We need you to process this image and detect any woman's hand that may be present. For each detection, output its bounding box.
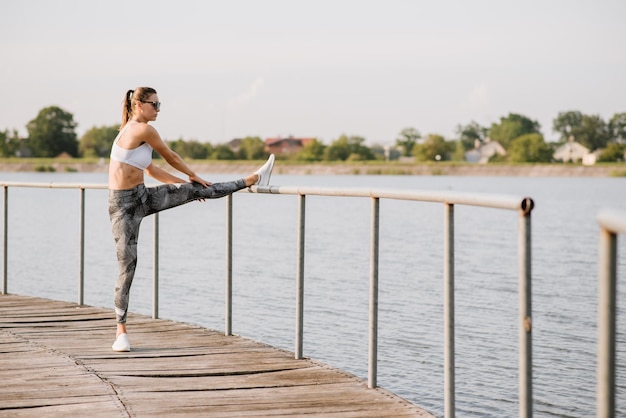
[189,174,212,188]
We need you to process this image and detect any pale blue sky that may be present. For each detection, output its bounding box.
[1,0,624,144]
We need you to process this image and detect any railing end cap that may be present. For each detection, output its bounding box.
[521,197,535,214]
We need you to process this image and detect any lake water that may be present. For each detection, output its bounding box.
[1,171,625,417]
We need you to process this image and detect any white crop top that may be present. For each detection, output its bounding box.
[110,122,153,170]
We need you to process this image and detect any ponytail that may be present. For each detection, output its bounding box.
[121,89,135,129]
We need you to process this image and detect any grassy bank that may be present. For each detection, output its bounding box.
[0,158,625,177]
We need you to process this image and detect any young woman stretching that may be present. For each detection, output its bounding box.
[108,86,274,352]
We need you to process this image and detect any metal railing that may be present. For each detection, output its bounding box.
[1,182,106,305]
[254,185,534,418]
[1,181,535,418]
[596,209,626,418]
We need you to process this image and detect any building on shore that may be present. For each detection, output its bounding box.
[264,136,315,156]
[553,139,590,163]
[465,139,506,164]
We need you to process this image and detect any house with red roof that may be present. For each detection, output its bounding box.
[265,136,315,155]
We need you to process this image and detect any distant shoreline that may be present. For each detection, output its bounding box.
[0,159,624,177]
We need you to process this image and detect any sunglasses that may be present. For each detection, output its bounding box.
[141,101,161,111]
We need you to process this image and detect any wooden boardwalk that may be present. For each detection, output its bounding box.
[0,294,434,417]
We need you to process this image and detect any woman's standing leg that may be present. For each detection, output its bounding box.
[111,211,143,325]
[109,189,146,350]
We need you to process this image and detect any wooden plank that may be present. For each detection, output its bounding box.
[0,294,434,417]
[0,325,126,416]
[0,401,128,418]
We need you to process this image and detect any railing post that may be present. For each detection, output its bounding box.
[368,197,379,388]
[295,194,305,359]
[444,203,455,417]
[152,213,159,319]
[597,227,617,418]
[78,188,85,305]
[519,201,533,418]
[225,194,233,336]
[2,186,7,295]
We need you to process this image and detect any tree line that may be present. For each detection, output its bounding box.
[1,106,625,163]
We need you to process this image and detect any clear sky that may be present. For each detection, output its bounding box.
[1,0,624,145]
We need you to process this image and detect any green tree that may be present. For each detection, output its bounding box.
[577,115,610,151]
[369,144,396,161]
[26,106,79,157]
[507,133,552,163]
[325,136,350,161]
[212,144,236,160]
[79,124,119,158]
[236,136,266,160]
[0,129,22,157]
[203,142,215,159]
[456,121,488,150]
[414,134,452,161]
[325,134,375,161]
[597,143,625,162]
[608,112,626,142]
[0,130,7,157]
[450,140,467,161]
[489,113,541,149]
[553,110,583,141]
[169,138,211,159]
[553,111,611,151]
[395,127,421,157]
[296,138,326,161]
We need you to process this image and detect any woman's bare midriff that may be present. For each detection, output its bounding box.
[108,160,145,190]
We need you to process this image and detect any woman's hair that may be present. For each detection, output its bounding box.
[121,87,157,128]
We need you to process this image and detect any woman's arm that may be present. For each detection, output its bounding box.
[141,124,211,187]
[144,163,187,184]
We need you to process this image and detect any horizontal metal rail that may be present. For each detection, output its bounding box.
[596,209,626,418]
[254,185,534,213]
[1,181,535,418]
[0,181,108,190]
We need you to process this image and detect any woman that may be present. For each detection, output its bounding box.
[109,87,274,352]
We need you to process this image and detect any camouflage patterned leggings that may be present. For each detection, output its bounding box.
[108,180,246,324]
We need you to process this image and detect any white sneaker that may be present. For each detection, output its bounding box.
[112,333,131,352]
[254,154,275,187]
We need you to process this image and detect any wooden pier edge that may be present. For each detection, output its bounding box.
[0,294,435,417]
